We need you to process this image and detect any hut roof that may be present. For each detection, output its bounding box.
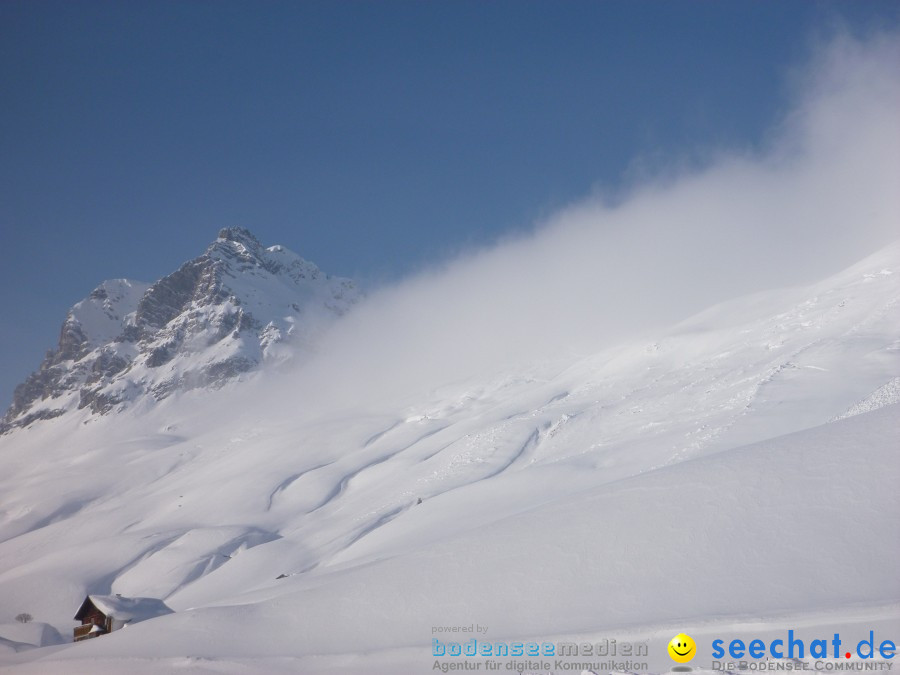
[74,595,173,623]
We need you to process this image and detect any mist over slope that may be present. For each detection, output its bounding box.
[0,29,898,675]
[271,31,899,411]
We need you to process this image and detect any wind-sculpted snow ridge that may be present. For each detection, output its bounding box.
[0,243,897,675]
[1,227,361,433]
[834,376,900,420]
[0,405,897,674]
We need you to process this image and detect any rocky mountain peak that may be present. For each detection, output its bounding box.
[1,229,361,434]
[218,226,261,247]
[212,227,266,261]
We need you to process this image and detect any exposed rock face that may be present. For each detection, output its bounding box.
[1,228,360,433]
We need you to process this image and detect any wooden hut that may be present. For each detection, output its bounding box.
[73,594,173,642]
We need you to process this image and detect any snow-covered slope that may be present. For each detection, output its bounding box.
[0,243,897,673]
[1,227,360,433]
[12,403,890,674]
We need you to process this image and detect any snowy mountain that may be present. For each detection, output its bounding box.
[0,241,897,674]
[1,227,360,434]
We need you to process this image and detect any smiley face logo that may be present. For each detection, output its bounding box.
[668,633,696,663]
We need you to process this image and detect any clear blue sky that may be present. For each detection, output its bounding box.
[1,0,898,410]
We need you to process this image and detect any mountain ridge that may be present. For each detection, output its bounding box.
[1,227,360,433]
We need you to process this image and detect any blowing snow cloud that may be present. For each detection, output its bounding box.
[275,30,900,411]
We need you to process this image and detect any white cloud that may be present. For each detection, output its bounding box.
[279,30,900,410]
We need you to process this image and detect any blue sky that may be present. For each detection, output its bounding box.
[1,0,898,410]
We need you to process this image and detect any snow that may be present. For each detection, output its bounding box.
[0,623,63,652]
[67,279,151,349]
[0,240,897,673]
[0,406,896,672]
[836,376,900,419]
[77,596,173,625]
